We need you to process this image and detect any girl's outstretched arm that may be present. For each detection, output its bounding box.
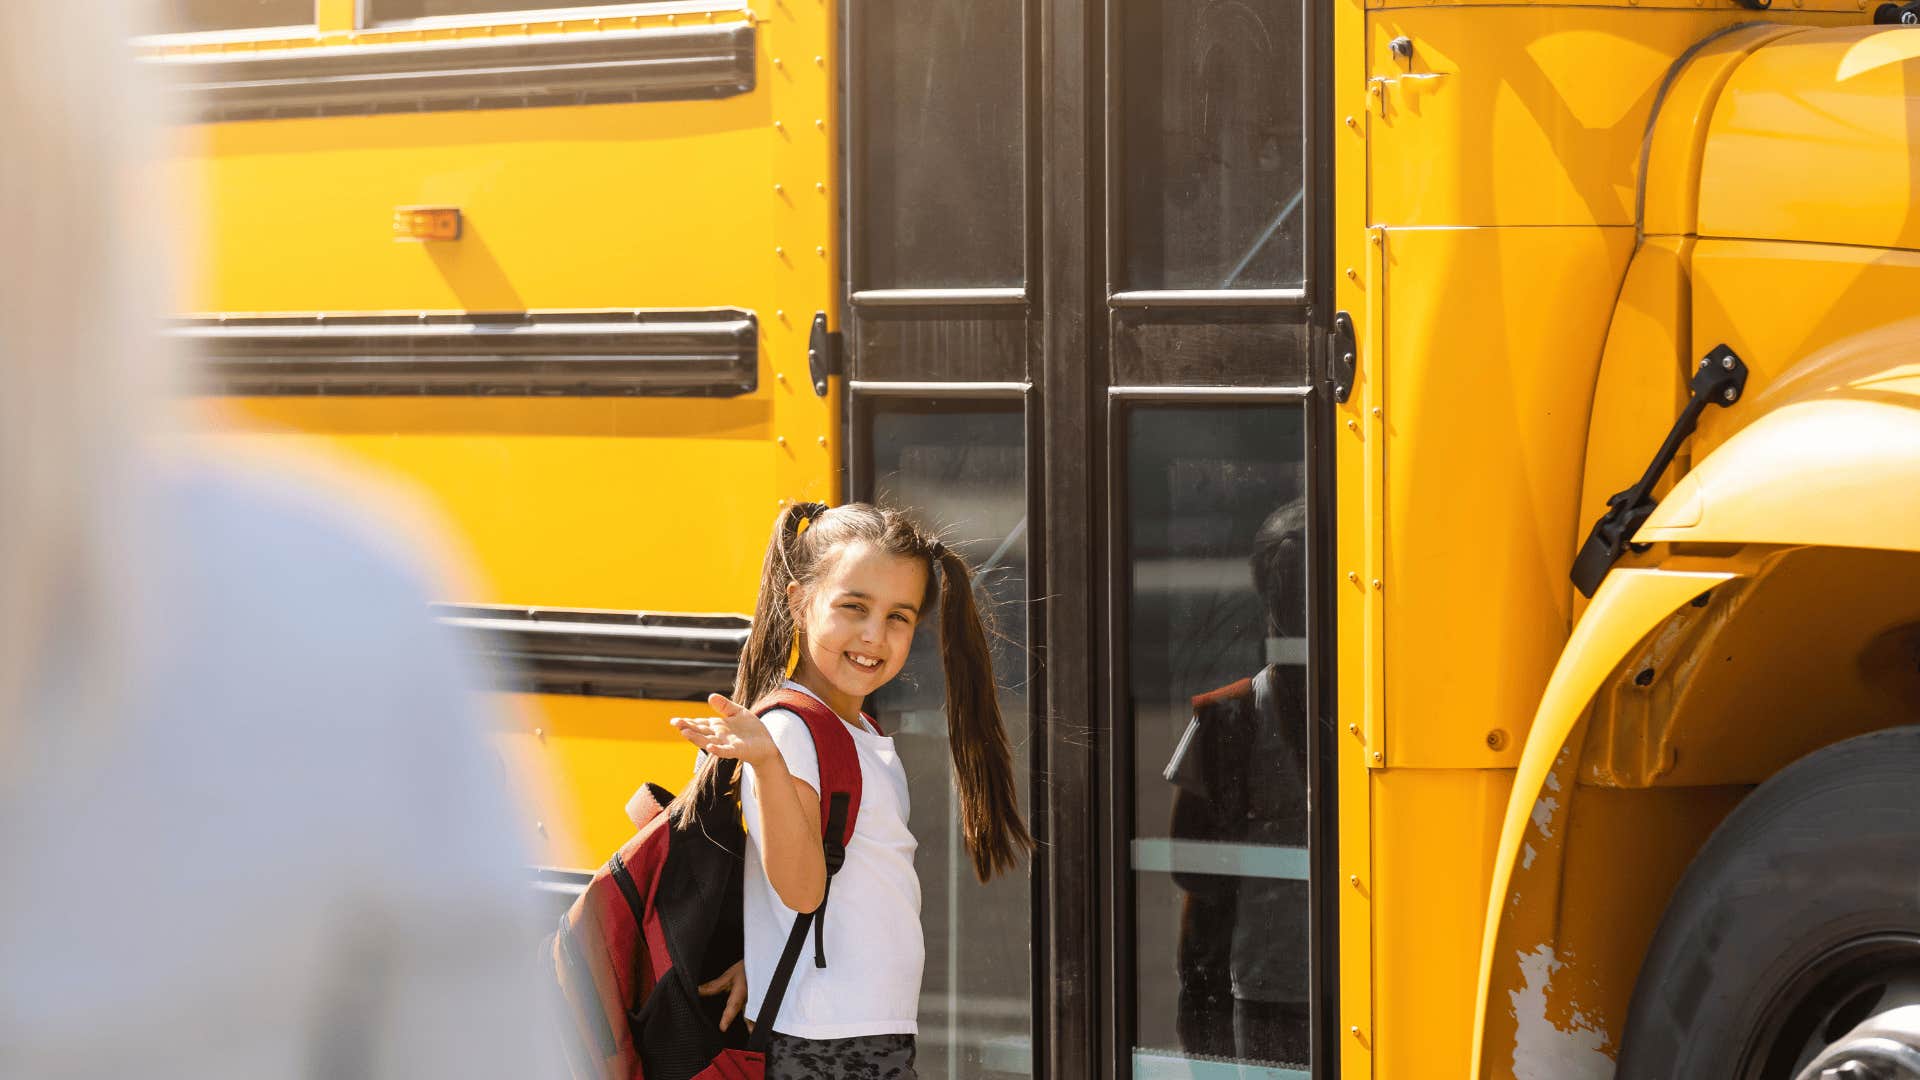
[670,694,826,912]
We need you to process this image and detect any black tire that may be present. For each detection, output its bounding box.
[1619,725,1920,1079]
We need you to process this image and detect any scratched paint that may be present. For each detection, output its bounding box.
[1530,796,1560,838]
[1509,945,1614,1080]
[1522,842,1537,869]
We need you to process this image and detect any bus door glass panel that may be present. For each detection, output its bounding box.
[164,0,314,32]
[861,401,1032,1080]
[850,0,1024,290]
[1125,404,1310,1079]
[1118,0,1305,290]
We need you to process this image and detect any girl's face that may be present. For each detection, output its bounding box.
[789,541,928,709]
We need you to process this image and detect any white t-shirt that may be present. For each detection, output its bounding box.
[740,680,922,1038]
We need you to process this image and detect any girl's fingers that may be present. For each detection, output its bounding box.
[720,977,747,1028]
[697,973,729,996]
[709,693,750,718]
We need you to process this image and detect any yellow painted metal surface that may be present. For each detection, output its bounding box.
[1368,10,1763,228]
[1469,567,1735,1080]
[1689,239,1920,461]
[1380,224,1634,769]
[1699,27,1920,252]
[1640,24,1801,237]
[1334,0,1377,1067]
[167,1,842,871]
[1372,768,1514,1080]
[1572,236,1690,618]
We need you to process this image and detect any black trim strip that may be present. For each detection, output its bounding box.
[435,603,748,701]
[150,24,756,122]
[181,309,757,398]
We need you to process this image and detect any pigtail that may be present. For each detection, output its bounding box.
[668,500,827,829]
[935,546,1036,881]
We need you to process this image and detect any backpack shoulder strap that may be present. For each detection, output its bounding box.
[754,689,863,850]
[745,689,869,1049]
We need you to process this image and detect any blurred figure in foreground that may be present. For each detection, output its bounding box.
[0,4,550,1076]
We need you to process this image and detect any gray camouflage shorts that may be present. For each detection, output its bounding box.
[764,1032,917,1080]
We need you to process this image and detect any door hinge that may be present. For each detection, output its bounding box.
[807,311,842,398]
[1330,310,1357,403]
[1570,343,1749,597]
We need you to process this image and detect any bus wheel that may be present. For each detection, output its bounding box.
[1618,726,1920,1080]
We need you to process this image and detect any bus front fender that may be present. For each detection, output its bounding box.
[1469,566,1736,1080]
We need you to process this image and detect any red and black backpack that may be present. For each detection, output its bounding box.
[545,690,865,1080]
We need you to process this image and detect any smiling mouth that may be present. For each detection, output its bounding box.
[846,652,883,672]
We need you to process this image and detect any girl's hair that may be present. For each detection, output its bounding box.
[671,501,1035,881]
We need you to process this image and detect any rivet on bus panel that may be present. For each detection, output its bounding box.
[777,436,787,447]
[536,821,548,835]
[1372,406,1383,418]
[1345,267,1357,279]
[534,727,545,741]
[1348,723,1360,737]
[1347,571,1359,584]
[1372,579,1383,591]
[817,436,828,447]
[1345,116,1357,128]
[815,182,826,193]
[775,246,786,258]
[773,120,784,131]
[814,55,825,65]
[1349,874,1361,889]
[1373,751,1384,763]
[777,373,788,383]
[1346,419,1358,432]
[816,246,826,257]
[773,57,784,68]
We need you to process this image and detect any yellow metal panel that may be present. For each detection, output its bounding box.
[1372,768,1513,1078]
[173,99,774,313]
[1381,225,1634,769]
[1571,236,1690,626]
[1336,0,1377,1061]
[1640,24,1801,238]
[764,0,841,505]
[1688,238,1920,461]
[1468,567,1735,1080]
[496,694,702,869]
[1699,27,1920,251]
[1368,10,1742,228]
[204,400,777,611]
[315,0,355,32]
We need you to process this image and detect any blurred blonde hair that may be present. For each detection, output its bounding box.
[0,2,182,731]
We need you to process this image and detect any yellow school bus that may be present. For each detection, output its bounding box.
[153,0,1920,1077]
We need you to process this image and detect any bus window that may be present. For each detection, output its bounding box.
[1117,0,1306,291]
[1122,403,1310,1078]
[163,0,312,33]
[861,400,1032,1080]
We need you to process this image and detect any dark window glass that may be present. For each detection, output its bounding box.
[865,403,1032,1079]
[851,1,1024,289]
[1118,0,1305,290]
[163,0,313,32]
[370,0,646,19]
[1124,405,1311,1077]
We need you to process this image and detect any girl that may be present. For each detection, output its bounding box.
[668,500,1033,1079]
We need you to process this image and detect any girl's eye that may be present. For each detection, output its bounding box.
[890,613,910,624]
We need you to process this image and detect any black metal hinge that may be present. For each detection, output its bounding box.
[807,311,843,397]
[1330,310,1357,404]
[1570,344,1749,597]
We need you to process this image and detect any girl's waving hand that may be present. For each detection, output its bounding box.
[670,693,780,768]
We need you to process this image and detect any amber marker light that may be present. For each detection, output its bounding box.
[392,206,462,241]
